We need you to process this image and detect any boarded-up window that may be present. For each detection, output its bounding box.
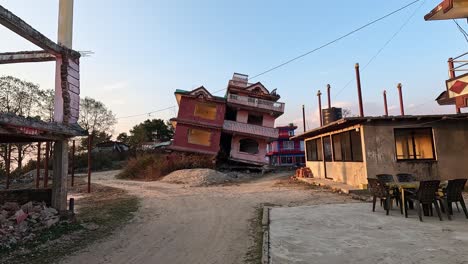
[194,103,217,120]
[239,138,259,154]
[187,129,212,146]
[394,128,435,160]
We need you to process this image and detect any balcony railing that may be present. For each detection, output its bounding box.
[448,52,468,78]
[227,93,285,113]
[223,120,278,139]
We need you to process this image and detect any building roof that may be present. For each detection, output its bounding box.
[424,0,468,21]
[0,113,87,143]
[175,87,226,103]
[291,113,468,140]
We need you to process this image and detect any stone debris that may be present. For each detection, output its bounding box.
[161,168,262,187]
[0,201,61,249]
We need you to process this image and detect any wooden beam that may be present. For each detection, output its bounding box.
[0,51,56,64]
[0,5,80,58]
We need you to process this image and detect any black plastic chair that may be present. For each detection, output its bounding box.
[376,174,395,183]
[368,178,396,215]
[406,180,442,222]
[376,174,400,208]
[396,173,415,182]
[437,179,468,220]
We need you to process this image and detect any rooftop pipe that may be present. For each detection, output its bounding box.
[327,84,331,109]
[302,105,306,132]
[397,83,405,116]
[355,63,364,117]
[317,90,323,127]
[383,90,388,117]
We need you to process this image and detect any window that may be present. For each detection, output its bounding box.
[288,130,295,136]
[239,138,259,154]
[194,103,217,120]
[281,156,293,164]
[247,114,263,125]
[296,156,305,164]
[306,138,323,161]
[332,130,363,162]
[187,129,212,146]
[283,141,295,150]
[323,136,332,161]
[300,141,305,151]
[394,128,435,160]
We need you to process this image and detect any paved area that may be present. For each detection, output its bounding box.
[269,203,468,264]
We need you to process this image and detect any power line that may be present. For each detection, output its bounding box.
[210,0,421,96]
[334,0,426,98]
[453,19,468,43]
[116,106,176,119]
[249,0,421,80]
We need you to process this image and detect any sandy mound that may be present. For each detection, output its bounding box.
[161,169,231,187]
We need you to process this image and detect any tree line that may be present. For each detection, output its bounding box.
[0,75,174,175]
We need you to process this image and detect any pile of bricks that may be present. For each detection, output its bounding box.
[295,167,312,178]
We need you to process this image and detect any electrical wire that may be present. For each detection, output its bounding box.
[116,106,176,119]
[210,0,421,95]
[334,0,426,98]
[249,0,421,80]
[453,19,468,43]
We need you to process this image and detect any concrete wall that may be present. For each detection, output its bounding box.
[363,120,468,181]
[230,135,268,164]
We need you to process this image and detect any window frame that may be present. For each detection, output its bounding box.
[193,102,217,120]
[305,138,323,161]
[282,140,295,150]
[187,128,212,147]
[394,127,436,161]
[332,130,363,162]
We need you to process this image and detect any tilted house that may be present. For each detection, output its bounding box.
[221,73,285,165]
[170,73,285,165]
[292,114,468,188]
[170,87,226,156]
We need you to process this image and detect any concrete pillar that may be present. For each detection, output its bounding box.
[52,140,69,212]
[52,0,74,211]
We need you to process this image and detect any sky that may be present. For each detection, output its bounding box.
[0,0,466,135]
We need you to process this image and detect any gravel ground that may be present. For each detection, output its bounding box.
[160,169,232,186]
[61,170,358,264]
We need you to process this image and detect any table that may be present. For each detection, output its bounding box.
[386,181,447,217]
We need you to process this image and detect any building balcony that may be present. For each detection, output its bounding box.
[223,120,279,140]
[227,93,285,114]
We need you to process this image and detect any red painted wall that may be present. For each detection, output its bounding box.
[172,123,221,154]
[177,96,225,126]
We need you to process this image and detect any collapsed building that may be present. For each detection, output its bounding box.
[170,73,285,166]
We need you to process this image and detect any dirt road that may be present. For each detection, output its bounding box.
[62,171,356,264]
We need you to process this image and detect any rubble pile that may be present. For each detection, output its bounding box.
[0,201,60,248]
[161,169,232,186]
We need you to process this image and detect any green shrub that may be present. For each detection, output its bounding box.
[117,152,214,181]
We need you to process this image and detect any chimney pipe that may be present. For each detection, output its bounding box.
[355,63,364,117]
[397,83,405,116]
[383,90,388,117]
[317,90,323,127]
[327,84,331,109]
[302,105,306,132]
